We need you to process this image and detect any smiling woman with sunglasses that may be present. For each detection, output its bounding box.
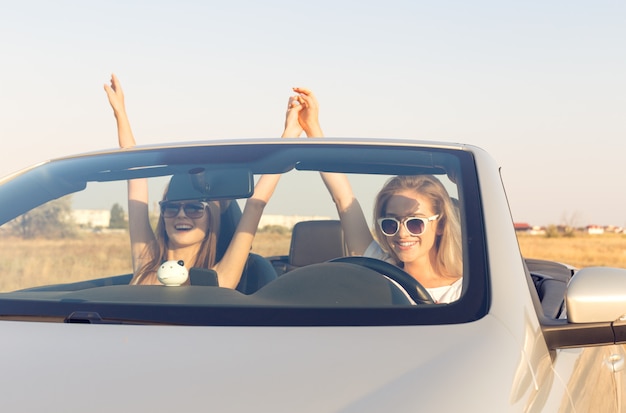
[104,74,302,287]
[366,175,463,302]
[287,87,463,303]
[350,176,461,304]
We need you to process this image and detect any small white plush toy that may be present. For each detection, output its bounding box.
[157,260,189,286]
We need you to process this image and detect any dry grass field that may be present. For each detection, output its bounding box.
[1,230,625,291]
[516,233,626,269]
[0,232,133,291]
[0,231,293,291]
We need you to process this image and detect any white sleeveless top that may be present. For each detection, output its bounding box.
[363,241,462,304]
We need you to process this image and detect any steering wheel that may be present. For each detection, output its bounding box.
[330,256,435,304]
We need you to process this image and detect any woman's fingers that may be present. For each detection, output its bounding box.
[288,95,301,109]
[292,87,317,109]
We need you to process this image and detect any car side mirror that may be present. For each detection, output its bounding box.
[566,267,626,323]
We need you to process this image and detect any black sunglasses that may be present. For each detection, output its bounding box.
[377,215,439,236]
[159,201,209,219]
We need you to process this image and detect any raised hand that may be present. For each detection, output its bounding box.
[292,87,323,137]
[104,74,127,117]
[281,94,303,138]
[103,74,135,149]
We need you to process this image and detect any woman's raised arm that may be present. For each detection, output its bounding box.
[213,94,302,288]
[104,74,156,274]
[293,87,374,256]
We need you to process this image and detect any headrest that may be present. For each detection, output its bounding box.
[165,173,207,202]
[289,220,345,267]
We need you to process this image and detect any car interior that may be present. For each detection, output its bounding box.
[525,258,574,320]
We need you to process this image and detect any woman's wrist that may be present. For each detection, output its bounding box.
[113,108,128,120]
[304,124,323,137]
[281,126,303,138]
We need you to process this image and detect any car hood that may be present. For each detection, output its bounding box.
[0,315,546,412]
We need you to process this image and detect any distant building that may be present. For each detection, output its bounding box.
[70,210,325,230]
[259,215,332,229]
[72,209,110,228]
[514,222,545,235]
[586,225,605,235]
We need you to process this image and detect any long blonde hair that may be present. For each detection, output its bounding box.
[373,175,462,279]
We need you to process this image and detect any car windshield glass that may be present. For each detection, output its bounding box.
[0,142,486,326]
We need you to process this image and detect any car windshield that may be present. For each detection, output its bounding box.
[0,140,487,326]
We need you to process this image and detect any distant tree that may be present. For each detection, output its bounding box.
[544,225,560,238]
[9,196,77,239]
[109,203,128,229]
[560,211,579,238]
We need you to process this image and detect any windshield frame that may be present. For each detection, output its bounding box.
[0,140,489,326]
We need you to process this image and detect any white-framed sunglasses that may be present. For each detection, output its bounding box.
[377,214,439,236]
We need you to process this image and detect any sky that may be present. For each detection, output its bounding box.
[1,0,625,227]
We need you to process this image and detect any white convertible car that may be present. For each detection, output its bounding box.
[1,138,626,412]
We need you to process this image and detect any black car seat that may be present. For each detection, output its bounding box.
[216,200,243,262]
[217,201,277,293]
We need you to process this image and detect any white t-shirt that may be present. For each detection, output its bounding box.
[363,241,463,304]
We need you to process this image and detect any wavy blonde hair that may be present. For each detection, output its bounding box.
[373,175,462,279]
